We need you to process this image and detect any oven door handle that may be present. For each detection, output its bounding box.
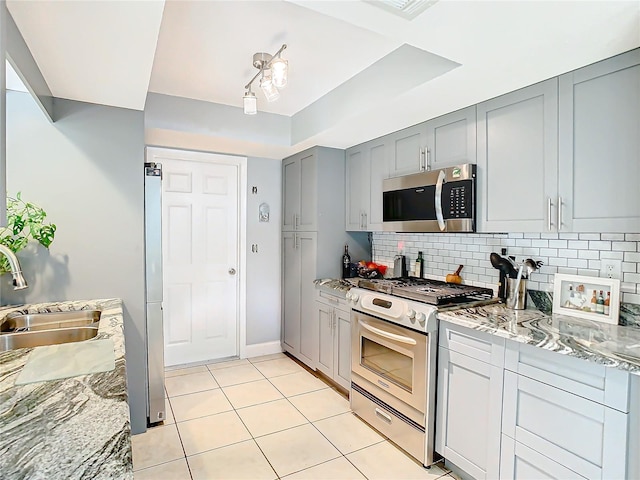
[358,320,417,346]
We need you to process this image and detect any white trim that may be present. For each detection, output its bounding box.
[243,341,284,359]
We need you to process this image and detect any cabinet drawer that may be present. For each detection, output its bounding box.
[502,371,627,480]
[500,435,586,480]
[316,290,349,312]
[438,320,505,366]
[505,341,630,412]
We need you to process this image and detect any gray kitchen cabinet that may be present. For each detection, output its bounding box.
[387,122,428,177]
[345,139,387,231]
[502,341,632,480]
[425,106,477,170]
[436,321,504,480]
[282,146,368,370]
[477,79,559,233]
[558,48,640,232]
[315,290,351,390]
[282,231,318,368]
[282,151,317,231]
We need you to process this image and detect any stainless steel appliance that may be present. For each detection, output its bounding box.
[144,162,165,425]
[346,277,494,467]
[383,164,477,233]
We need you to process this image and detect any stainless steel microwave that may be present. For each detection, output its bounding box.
[383,164,477,233]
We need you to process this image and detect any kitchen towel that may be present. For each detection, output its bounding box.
[15,338,115,385]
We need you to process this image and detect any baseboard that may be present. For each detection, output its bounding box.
[244,341,283,358]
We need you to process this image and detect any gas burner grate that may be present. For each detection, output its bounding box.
[358,277,494,306]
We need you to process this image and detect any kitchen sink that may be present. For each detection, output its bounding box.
[0,326,99,351]
[0,310,101,333]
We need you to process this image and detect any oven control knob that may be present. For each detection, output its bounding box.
[345,292,352,301]
[406,309,416,319]
[350,292,359,302]
[415,312,426,323]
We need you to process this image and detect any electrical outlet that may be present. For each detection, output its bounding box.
[600,259,622,279]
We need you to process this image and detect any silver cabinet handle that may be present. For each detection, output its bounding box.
[294,214,299,230]
[228,268,236,275]
[419,148,426,171]
[375,408,392,424]
[558,196,563,231]
[363,212,368,230]
[426,148,431,171]
[294,234,299,250]
[547,197,552,231]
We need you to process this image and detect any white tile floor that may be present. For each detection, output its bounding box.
[132,353,455,480]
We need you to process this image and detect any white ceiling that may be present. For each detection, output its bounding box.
[6,0,640,158]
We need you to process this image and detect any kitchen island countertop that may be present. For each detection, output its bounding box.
[438,303,640,375]
[0,298,132,479]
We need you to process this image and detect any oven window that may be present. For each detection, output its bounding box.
[361,337,413,392]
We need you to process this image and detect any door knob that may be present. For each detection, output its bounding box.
[228,268,236,275]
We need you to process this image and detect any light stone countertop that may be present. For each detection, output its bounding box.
[438,303,640,375]
[0,298,132,479]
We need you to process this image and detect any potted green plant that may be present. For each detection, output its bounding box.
[0,193,56,274]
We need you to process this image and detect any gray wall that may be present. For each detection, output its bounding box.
[5,91,147,434]
[246,157,281,346]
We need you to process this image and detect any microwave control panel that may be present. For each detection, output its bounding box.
[444,180,473,219]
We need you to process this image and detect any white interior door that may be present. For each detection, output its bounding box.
[162,154,240,366]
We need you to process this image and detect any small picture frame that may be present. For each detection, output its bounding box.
[552,273,620,325]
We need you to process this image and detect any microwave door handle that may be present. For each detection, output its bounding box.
[358,320,417,346]
[435,170,446,231]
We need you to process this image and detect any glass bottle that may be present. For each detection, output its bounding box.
[341,244,351,279]
[590,290,597,312]
[415,251,424,278]
[604,291,611,315]
[596,290,605,314]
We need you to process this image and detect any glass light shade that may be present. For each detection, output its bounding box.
[243,91,257,115]
[271,57,288,88]
[260,71,280,102]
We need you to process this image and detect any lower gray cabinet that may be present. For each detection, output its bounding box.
[500,435,587,480]
[316,292,351,391]
[501,370,628,480]
[436,321,504,479]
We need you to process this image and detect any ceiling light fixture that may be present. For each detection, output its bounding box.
[243,44,288,114]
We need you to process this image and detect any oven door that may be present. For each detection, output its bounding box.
[351,310,427,414]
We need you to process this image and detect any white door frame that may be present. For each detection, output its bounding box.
[146,146,248,360]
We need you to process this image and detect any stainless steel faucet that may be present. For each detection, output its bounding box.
[0,244,28,290]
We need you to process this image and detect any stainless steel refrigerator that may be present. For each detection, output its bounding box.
[144,161,166,425]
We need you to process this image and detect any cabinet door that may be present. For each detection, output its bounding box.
[477,79,558,232]
[298,232,318,368]
[368,141,387,231]
[282,157,300,231]
[436,347,503,480]
[316,301,334,378]
[500,435,586,480]
[282,232,300,354]
[387,123,428,177]
[345,146,369,231]
[334,308,352,391]
[502,371,628,480]
[426,106,477,169]
[558,49,640,232]
[298,152,318,231]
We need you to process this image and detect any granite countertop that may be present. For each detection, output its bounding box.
[0,298,133,479]
[314,278,359,298]
[438,303,640,375]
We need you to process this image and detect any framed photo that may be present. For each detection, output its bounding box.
[552,274,620,325]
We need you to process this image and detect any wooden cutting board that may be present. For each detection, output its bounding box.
[15,338,115,385]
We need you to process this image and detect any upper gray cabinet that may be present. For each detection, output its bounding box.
[425,106,477,170]
[387,123,428,177]
[346,139,387,232]
[477,79,559,233]
[558,49,640,232]
[282,150,317,231]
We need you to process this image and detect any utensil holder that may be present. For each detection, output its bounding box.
[506,278,527,309]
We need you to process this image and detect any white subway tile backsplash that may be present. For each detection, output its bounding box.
[371,232,640,306]
[602,233,625,241]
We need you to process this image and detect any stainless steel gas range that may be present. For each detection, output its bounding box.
[346,278,494,467]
